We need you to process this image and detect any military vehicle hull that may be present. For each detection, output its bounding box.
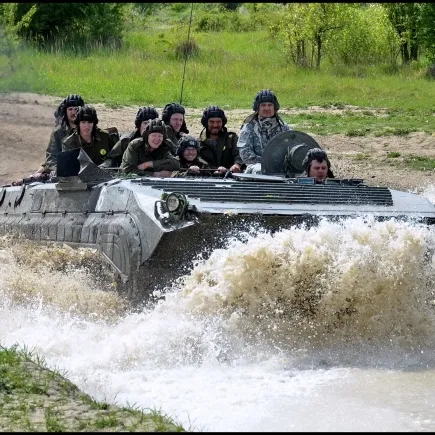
[1,174,435,304]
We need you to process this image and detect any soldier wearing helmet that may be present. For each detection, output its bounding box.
[37,94,85,175]
[237,89,291,174]
[120,119,180,177]
[175,135,212,177]
[199,105,244,175]
[300,148,335,183]
[61,105,116,166]
[161,102,189,153]
[100,106,159,169]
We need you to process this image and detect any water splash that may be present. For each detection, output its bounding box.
[2,218,435,431]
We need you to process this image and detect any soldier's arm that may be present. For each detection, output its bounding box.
[42,130,62,172]
[152,152,181,172]
[237,125,261,165]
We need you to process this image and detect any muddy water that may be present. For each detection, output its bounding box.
[2,211,435,431]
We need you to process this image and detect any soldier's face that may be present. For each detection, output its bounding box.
[309,160,328,183]
[140,120,149,135]
[67,106,78,123]
[148,132,163,149]
[183,146,197,162]
[79,120,93,137]
[258,102,275,118]
[170,113,184,132]
[207,117,223,135]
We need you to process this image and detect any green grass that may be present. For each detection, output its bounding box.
[280,110,435,136]
[387,151,401,158]
[0,344,186,432]
[1,29,435,113]
[402,155,435,171]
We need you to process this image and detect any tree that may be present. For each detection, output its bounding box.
[274,3,350,68]
[383,3,422,63]
[418,3,435,63]
[2,3,126,48]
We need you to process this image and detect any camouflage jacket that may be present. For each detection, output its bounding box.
[237,113,291,165]
[61,128,116,166]
[199,128,244,169]
[40,123,76,172]
[100,128,141,168]
[120,138,180,175]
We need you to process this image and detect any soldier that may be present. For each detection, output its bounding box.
[53,101,64,127]
[120,119,180,177]
[199,105,243,175]
[175,135,212,176]
[100,106,159,169]
[39,94,85,174]
[237,89,291,174]
[301,148,335,183]
[62,105,116,166]
[161,102,189,153]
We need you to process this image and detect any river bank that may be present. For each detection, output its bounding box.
[0,345,185,431]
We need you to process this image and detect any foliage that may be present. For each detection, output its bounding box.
[133,3,166,17]
[220,3,243,12]
[271,3,351,68]
[325,4,400,68]
[0,25,20,72]
[382,3,422,64]
[193,9,275,32]
[418,3,435,63]
[175,38,200,60]
[1,3,125,48]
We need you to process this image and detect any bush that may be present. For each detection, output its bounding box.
[425,64,435,79]
[2,3,126,49]
[175,38,200,60]
[193,10,274,33]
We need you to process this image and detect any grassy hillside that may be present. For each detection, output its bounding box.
[1,29,434,111]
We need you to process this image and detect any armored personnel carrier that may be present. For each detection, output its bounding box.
[1,131,434,304]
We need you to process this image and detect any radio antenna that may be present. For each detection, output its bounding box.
[179,2,194,105]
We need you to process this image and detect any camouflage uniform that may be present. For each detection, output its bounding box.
[120,138,180,176]
[62,128,116,166]
[39,123,76,173]
[237,113,291,173]
[199,128,243,170]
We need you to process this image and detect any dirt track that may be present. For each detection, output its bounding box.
[1,92,435,192]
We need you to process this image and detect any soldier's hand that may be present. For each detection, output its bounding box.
[214,166,227,175]
[230,164,242,173]
[29,172,46,181]
[188,165,200,174]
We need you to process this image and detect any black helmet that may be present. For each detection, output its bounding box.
[162,102,185,124]
[146,118,165,135]
[63,94,85,109]
[54,102,64,117]
[201,105,227,128]
[74,104,99,126]
[177,135,200,157]
[135,106,159,128]
[302,148,331,172]
[252,89,280,112]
